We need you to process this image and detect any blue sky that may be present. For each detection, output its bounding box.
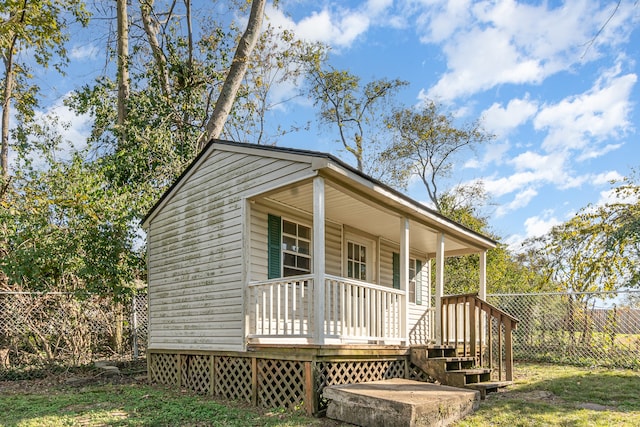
[262,0,640,248]
[22,0,640,249]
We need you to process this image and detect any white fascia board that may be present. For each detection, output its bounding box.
[317,159,496,251]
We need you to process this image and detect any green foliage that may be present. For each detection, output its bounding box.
[523,177,640,294]
[434,183,549,295]
[1,0,90,175]
[308,66,407,173]
[1,3,329,300]
[381,100,493,210]
[0,154,146,300]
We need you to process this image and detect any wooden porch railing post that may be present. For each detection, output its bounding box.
[505,318,514,381]
[470,298,477,362]
[441,293,518,382]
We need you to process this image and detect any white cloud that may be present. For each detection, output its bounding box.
[591,171,624,186]
[418,0,637,101]
[495,187,538,217]
[25,94,92,169]
[524,210,562,238]
[483,171,538,197]
[69,44,100,61]
[482,97,538,137]
[414,0,473,44]
[464,141,510,169]
[269,5,370,49]
[535,71,636,155]
[503,209,562,250]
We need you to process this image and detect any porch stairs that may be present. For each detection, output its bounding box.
[410,345,512,399]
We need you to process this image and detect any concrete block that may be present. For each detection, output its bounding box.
[323,379,480,427]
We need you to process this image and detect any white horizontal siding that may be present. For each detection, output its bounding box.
[325,222,342,276]
[147,149,312,352]
[379,238,395,288]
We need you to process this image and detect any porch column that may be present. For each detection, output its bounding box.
[313,176,326,345]
[479,251,487,300]
[400,217,410,344]
[435,233,445,345]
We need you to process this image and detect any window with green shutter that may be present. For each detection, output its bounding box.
[267,214,311,279]
[267,214,281,279]
[392,252,400,289]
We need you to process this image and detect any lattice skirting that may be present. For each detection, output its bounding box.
[148,351,430,415]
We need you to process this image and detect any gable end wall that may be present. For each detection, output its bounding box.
[147,150,313,351]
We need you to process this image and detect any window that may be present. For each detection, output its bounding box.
[409,259,417,304]
[347,241,367,281]
[392,253,423,305]
[282,219,311,277]
[268,214,311,278]
[344,232,376,283]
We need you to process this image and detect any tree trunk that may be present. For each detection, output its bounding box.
[1,34,18,180]
[197,0,266,150]
[117,0,130,147]
[140,0,171,98]
[113,302,124,354]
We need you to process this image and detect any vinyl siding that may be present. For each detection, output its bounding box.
[147,150,312,352]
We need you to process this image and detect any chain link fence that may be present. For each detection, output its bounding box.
[0,291,147,380]
[2,289,639,381]
[488,290,640,369]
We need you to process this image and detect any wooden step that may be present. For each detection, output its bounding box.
[425,346,457,359]
[424,356,475,371]
[464,381,512,399]
[444,368,492,387]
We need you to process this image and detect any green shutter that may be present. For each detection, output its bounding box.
[416,259,423,305]
[392,252,400,289]
[267,214,281,279]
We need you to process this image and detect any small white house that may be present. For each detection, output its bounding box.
[142,140,511,413]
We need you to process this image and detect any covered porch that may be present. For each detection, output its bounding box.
[245,167,496,348]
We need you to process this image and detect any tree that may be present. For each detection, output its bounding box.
[538,189,638,295]
[381,100,493,211]
[223,24,326,145]
[435,185,549,295]
[0,154,144,298]
[116,0,130,146]
[197,0,267,150]
[308,67,407,173]
[1,0,89,180]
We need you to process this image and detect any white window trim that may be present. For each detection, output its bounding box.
[343,228,378,284]
[281,217,312,277]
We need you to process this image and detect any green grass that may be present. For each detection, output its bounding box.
[0,382,327,426]
[456,362,640,426]
[1,363,639,426]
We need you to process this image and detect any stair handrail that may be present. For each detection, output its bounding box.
[440,293,519,381]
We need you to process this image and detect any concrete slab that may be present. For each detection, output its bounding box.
[323,379,480,427]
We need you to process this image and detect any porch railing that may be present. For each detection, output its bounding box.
[248,275,314,338]
[441,293,518,381]
[247,275,404,343]
[324,275,404,342]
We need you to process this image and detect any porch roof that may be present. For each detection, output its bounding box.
[142,139,497,255]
